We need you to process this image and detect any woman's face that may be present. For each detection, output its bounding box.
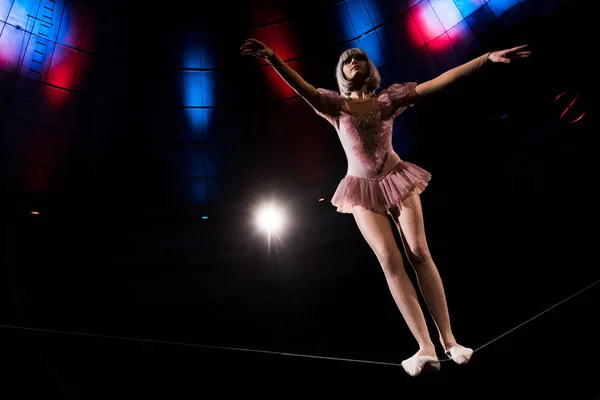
[342,53,368,81]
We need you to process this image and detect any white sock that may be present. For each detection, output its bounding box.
[446,345,473,364]
[401,354,439,377]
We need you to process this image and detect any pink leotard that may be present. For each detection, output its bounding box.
[311,83,418,180]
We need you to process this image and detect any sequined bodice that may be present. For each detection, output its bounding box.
[350,108,387,173]
[350,104,394,174]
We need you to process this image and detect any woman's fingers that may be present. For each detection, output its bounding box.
[245,38,263,45]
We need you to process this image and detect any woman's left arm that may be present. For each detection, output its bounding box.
[403,44,531,104]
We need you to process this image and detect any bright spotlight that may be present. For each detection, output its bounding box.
[256,204,285,234]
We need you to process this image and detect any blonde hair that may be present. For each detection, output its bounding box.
[335,48,381,96]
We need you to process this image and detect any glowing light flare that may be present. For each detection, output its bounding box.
[255,203,286,235]
[430,0,464,31]
[411,1,445,44]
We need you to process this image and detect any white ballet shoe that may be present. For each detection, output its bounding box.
[445,345,473,365]
[401,355,441,377]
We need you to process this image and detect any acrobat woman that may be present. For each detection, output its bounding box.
[241,37,530,377]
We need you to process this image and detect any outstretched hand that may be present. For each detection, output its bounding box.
[488,44,531,64]
[240,38,275,60]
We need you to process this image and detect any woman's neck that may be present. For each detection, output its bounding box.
[347,90,373,102]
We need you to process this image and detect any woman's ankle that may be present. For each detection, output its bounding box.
[439,336,458,350]
[418,343,436,353]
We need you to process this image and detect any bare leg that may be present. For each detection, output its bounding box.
[352,206,436,358]
[392,193,472,363]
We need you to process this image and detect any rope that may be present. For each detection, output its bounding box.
[2,277,598,368]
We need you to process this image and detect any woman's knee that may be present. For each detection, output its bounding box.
[407,246,433,267]
[374,248,404,274]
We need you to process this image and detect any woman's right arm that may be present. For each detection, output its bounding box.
[241,38,325,112]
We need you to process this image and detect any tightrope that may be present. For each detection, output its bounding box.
[1,278,598,367]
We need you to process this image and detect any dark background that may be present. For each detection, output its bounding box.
[1,0,598,398]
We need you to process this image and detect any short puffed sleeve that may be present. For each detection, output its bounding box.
[378,82,419,120]
[310,88,344,126]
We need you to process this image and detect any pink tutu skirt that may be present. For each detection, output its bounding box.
[331,161,432,215]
